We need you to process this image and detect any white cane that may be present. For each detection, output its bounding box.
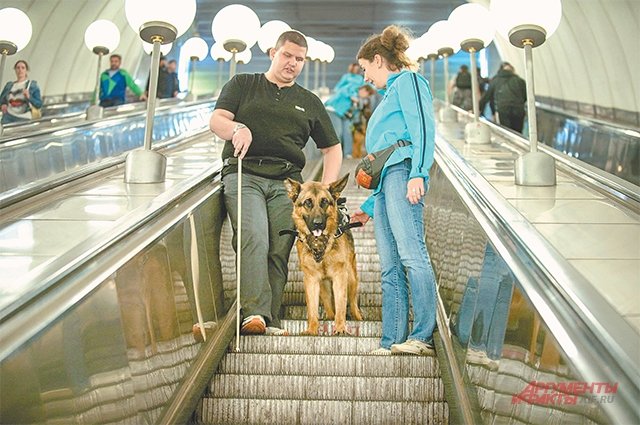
[235,156,242,352]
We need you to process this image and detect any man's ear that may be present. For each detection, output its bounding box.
[284,178,301,201]
[329,173,349,200]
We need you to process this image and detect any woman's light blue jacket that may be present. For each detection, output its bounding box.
[360,70,435,217]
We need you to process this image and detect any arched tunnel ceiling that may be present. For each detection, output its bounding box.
[0,0,638,114]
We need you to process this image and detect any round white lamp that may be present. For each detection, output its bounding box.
[182,37,208,101]
[212,4,260,78]
[211,42,232,94]
[84,20,120,120]
[235,48,252,65]
[257,20,290,54]
[124,0,196,184]
[449,3,495,144]
[428,20,460,122]
[0,7,32,135]
[491,0,561,186]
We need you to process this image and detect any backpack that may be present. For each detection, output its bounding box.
[456,72,471,89]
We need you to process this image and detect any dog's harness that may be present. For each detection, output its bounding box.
[279,197,362,262]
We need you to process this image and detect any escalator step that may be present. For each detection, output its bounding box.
[218,352,440,378]
[197,398,448,425]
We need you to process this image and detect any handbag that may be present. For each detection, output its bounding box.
[355,140,411,189]
[26,80,41,120]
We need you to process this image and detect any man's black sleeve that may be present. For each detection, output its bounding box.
[214,74,244,115]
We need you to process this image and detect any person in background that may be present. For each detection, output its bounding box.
[479,62,527,133]
[98,54,144,107]
[324,63,364,159]
[351,25,438,356]
[209,30,342,336]
[0,60,43,124]
[167,59,180,98]
[450,64,473,111]
[145,55,173,99]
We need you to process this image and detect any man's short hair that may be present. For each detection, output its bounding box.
[110,54,122,61]
[168,59,177,65]
[274,30,307,50]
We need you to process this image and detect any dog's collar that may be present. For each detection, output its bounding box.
[278,222,362,240]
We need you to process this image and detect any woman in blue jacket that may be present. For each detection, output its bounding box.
[351,25,438,356]
[0,60,43,124]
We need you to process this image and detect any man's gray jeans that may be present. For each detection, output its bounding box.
[222,172,295,328]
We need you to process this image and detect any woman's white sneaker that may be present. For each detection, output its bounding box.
[391,339,434,355]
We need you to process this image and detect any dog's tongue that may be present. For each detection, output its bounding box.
[312,229,322,237]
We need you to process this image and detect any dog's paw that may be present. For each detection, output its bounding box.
[333,328,352,336]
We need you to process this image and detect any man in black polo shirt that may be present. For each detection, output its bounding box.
[210,30,342,336]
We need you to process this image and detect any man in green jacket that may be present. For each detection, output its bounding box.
[479,62,527,133]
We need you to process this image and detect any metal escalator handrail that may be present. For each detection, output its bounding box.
[433,134,639,424]
[450,104,640,207]
[0,98,215,146]
[0,152,223,363]
[536,101,640,134]
[0,124,209,210]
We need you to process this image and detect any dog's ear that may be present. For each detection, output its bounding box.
[329,173,350,200]
[284,178,301,201]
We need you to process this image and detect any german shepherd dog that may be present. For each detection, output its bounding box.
[284,174,363,335]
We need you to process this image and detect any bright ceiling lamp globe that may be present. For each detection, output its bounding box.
[257,20,290,53]
[490,0,562,47]
[0,7,32,54]
[210,42,232,61]
[143,40,173,55]
[125,0,196,43]
[212,4,261,53]
[235,48,252,65]
[84,20,120,55]
[325,45,335,63]
[449,3,494,52]
[406,37,424,62]
[427,20,460,57]
[306,36,323,61]
[182,37,208,61]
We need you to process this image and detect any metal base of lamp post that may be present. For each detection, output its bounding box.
[515,151,556,186]
[464,121,491,144]
[86,105,104,120]
[0,121,3,136]
[124,149,167,184]
[439,106,458,123]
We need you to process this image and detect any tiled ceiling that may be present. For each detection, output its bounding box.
[191,0,466,88]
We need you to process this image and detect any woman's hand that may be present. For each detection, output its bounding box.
[406,177,425,204]
[350,209,370,226]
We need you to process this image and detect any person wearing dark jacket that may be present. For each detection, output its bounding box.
[479,62,527,133]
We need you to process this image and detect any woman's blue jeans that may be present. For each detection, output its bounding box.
[373,160,437,348]
[328,110,353,156]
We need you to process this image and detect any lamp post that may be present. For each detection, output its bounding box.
[210,42,232,94]
[428,20,460,123]
[182,37,208,101]
[0,7,32,136]
[84,20,120,120]
[235,49,252,67]
[491,0,561,186]
[322,45,335,93]
[449,3,495,144]
[124,0,196,184]
[212,4,261,80]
